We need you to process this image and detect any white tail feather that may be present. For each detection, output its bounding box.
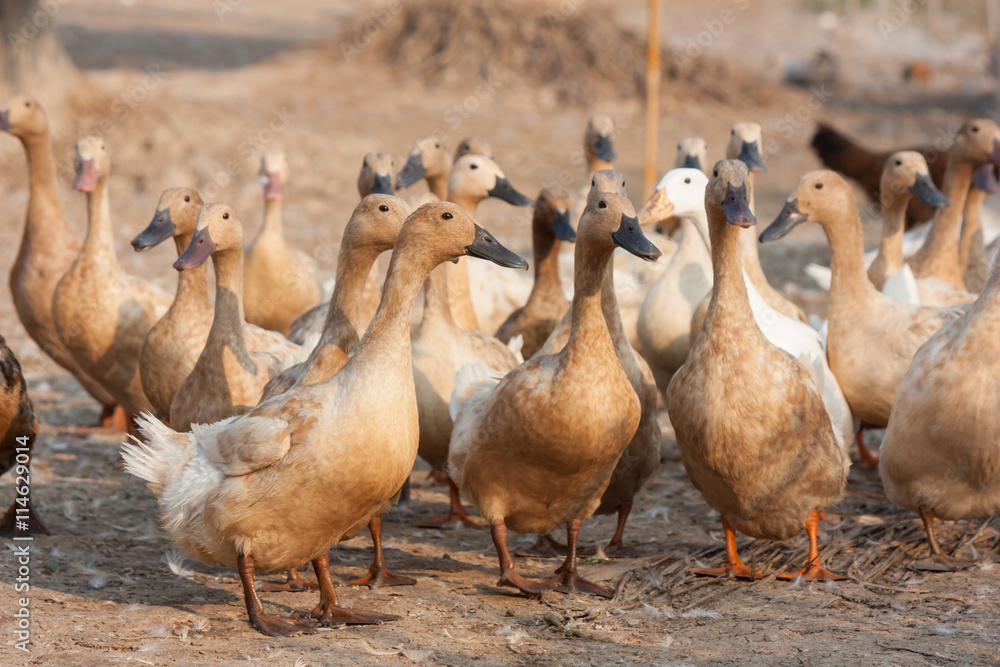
[506,334,525,364]
[120,412,191,497]
[450,362,494,422]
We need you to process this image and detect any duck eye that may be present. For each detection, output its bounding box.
[184,195,190,202]
[972,126,980,133]
[379,204,389,212]
[713,169,719,177]
[677,143,682,150]
[470,163,478,170]
[731,129,735,136]
[223,212,230,219]
[434,142,440,148]
[684,177,691,184]
[621,181,625,187]
[591,178,595,186]
[895,159,902,166]
[815,183,824,189]
[442,212,453,220]
[24,101,30,107]
[598,200,607,209]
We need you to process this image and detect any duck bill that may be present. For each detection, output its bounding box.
[173,227,217,270]
[972,164,999,195]
[264,171,284,201]
[488,176,533,207]
[0,109,10,132]
[759,198,806,242]
[990,138,1000,166]
[738,141,767,173]
[549,209,576,242]
[371,172,394,195]
[395,153,425,189]
[722,182,756,229]
[612,213,662,261]
[909,172,951,206]
[465,225,528,270]
[131,208,176,251]
[682,154,701,170]
[594,135,617,162]
[73,158,98,192]
[637,188,675,227]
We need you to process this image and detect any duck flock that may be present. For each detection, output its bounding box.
[1,95,999,637]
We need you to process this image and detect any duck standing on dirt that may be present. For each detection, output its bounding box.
[0,334,47,536]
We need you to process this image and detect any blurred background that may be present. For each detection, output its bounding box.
[1,0,997,371]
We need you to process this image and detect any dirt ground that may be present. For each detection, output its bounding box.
[2,1,1000,665]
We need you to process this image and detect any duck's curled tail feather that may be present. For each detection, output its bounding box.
[121,412,193,497]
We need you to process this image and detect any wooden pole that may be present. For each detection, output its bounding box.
[643,0,661,200]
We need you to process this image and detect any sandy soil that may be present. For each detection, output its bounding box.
[2,1,1000,665]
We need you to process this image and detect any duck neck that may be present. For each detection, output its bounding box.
[565,240,616,363]
[320,241,382,349]
[256,196,286,243]
[876,190,911,276]
[82,176,116,260]
[427,173,449,201]
[171,232,212,313]
[960,188,985,270]
[737,172,767,278]
[587,157,614,175]
[704,214,756,333]
[207,248,250,357]
[419,263,458,329]
[922,158,974,264]
[822,206,879,308]
[351,251,431,366]
[19,130,73,247]
[526,223,567,309]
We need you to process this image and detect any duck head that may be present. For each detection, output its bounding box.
[396,202,527,270]
[580,190,660,262]
[533,187,575,243]
[454,136,494,161]
[357,152,395,198]
[952,119,1000,169]
[0,96,48,138]
[585,114,617,164]
[73,136,109,192]
[674,136,708,172]
[726,122,766,174]
[880,151,950,209]
[175,203,243,271]
[260,150,287,201]
[396,136,452,189]
[132,187,205,251]
[639,168,711,241]
[706,160,756,231]
[343,194,413,252]
[449,154,533,207]
[760,169,855,243]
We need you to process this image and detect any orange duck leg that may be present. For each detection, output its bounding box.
[691,516,765,580]
[776,509,845,582]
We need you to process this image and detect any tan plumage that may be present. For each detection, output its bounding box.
[760,170,967,427]
[262,195,411,401]
[909,120,1000,291]
[170,204,302,432]
[134,188,211,421]
[449,189,660,596]
[867,152,974,307]
[880,246,1000,557]
[668,160,847,578]
[2,97,116,412]
[122,202,525,636]
[0,334,45,535]
[53,137,172,418]
[243,150,322,336]
[494,187,574,359]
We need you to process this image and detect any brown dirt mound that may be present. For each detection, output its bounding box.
[327,0,790,108]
